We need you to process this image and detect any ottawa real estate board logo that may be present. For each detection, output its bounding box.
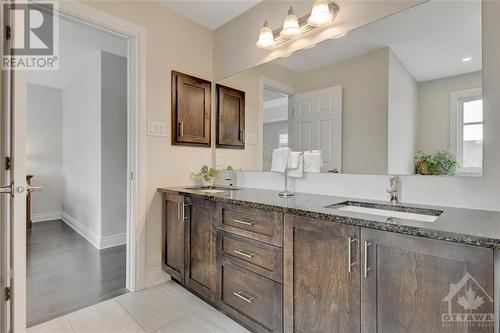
[441,272,494,329]
[3,0,59,70]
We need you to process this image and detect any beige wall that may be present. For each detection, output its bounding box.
[214,0,424,80]
[387,50,418,175]
[417,71,482,153]
[217,62,299,171]
[83,1,214,278]
[298,48,390,174]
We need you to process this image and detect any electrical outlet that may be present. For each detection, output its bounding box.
[147,121,167,137]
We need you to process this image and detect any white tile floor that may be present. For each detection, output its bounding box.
[28,281,251,333]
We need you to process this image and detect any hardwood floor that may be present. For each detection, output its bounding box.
[27,220,127,327]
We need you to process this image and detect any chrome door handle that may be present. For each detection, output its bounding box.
[233,219,254,226]
[364,241,372,278]
[233,290,254,303]
[233,249,255,258]
[27,185,42,192]
[347,237,357,273]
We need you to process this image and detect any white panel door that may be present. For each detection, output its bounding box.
[292,86,342,172]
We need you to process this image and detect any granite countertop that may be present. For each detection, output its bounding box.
[157,186,500,250]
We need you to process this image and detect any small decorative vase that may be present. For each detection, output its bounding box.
[202,177,215,188]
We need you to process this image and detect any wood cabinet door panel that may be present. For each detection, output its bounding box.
[185,197,217,302]
[172,71,211,146]
[216,84,245,148]
[284,214,361,333]
[361,229,494,333]
[162,193,187,282]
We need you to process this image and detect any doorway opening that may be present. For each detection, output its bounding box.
[25,14,129,327]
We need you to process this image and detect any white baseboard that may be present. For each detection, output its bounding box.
[61,211,101,250]
[100,233,127,249]
[32,211,62,223]
[145,266,171,288]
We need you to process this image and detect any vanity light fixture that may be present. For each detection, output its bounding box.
[280,7,300,38]
[308,0,333,27]
[256,20,276,49]
[256,1,339,49]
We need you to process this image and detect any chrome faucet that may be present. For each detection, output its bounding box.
[386,176,400,204]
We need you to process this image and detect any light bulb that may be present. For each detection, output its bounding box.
[280,6,300,38]
[256,20,276,49]
[307,0,333,27]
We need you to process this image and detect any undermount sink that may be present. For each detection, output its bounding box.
[326,201,443,223]
[185,186,241,194]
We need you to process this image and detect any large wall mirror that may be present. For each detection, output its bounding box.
[216,0,482,177]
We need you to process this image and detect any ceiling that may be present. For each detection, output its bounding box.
[27,16,127,89]
[158,0,261,30]
[276,0,482,82]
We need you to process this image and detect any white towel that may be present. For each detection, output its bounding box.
[271,148,290,173]
[304,151,322,173]
[287,151,301,170]
[287,154,303,178]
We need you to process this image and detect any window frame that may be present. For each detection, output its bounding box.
[450,88,483,177]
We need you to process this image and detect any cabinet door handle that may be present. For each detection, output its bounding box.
[364,241,372,278]
[178,122,184,137]
[233,219,254,226]
[177,202,181,220]
[233,290,254,303]
[233,249,255,258]
[347,237,357,273]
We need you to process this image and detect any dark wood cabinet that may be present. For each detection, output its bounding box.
[171,71,211,147]
[185,196,218,302]
[217,260,282,333]
[283,214,361,333]
[216,84,245,149]
[162,193,188,283]
[361,228,494,333]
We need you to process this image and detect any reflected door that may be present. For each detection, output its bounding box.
[292,86,342,172]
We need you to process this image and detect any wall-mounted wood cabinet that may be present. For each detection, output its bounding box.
[171,71,211,147]
[216,84,245,149]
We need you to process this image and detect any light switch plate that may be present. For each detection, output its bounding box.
[246,133,257,145]
[147,121,167,137]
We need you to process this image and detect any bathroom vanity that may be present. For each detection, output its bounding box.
[158,186,499,333]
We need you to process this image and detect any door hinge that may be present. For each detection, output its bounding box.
[5,25,11,41]
[4,287,11,301]
[5,157,11,170]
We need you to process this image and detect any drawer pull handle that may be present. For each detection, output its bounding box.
[233,290,255,303]
[233,249,255,258]
[233,219,254,226]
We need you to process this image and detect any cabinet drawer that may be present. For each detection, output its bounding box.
[217,231,282,282]
[218,260,282,333]
[218,204,283,246]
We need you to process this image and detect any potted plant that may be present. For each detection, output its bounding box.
[415,151,458,176]
[192,165,218,187]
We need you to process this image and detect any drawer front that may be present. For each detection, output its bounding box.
[218,261,282,333]
[217,231,282,282]
[218,204,283,246]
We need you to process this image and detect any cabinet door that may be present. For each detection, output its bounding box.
[185,196,217,302]
[162,193,188,282]
[171,71,211,147]
[216,84,245,149]
[361,229,494,333]
[283,214,361,333]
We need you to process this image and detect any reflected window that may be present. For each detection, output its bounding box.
[451,89,483,176]
[278,132,288,148]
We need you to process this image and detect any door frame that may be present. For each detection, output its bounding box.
[11,2,146,330]
[258,76,296,170]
